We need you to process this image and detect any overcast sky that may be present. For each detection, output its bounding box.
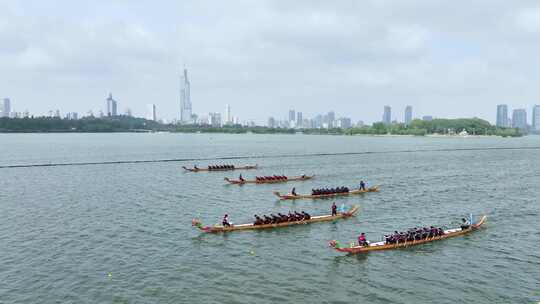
[1,0,540,124]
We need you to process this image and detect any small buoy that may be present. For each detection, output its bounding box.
[108,273,112,278]
[250,250,255,255]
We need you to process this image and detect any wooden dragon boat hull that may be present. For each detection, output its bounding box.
[224,175,314,185]
[330,215,487,254]
[192,205,359,233]
[273,186,380,200]
[182,165,258,172]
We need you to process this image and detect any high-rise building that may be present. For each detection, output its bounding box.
[496,104,508,127]
[337,117,352,129]
[66,112,78,120]
[180,68,192,123]
[288,109,296,124]
[225,104,231,125]
[404,105,412,125]
[106,93,117,116]
[382,106,391,125]
[267,117,276,128]
[314,114,323,128]
[532,105,540,131]
[422,115,433,121]
[208,112,221,127]
[326,111,335,124]
[1,98,11,117]
[296,112,303,128]
[148,104,157,121]
[512,109,527,130]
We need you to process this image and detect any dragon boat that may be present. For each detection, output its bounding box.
[329,215,487,254]
[224,175,314,185]
[273,186,380,200]
[192,205,359,233]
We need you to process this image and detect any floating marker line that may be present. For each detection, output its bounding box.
[0,146,539,169]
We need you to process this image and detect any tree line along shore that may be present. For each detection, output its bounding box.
[0,116,523,137]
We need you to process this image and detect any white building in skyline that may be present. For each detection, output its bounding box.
[225,104,231,125]
[1,98,11,117]
[148,104,157,121]
[179,68,192,123]
[208,112,221,127]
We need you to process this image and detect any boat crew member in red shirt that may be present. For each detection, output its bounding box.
[358,233,368,246]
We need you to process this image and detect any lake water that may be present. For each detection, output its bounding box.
[1,133,539,303]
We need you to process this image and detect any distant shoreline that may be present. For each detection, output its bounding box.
[0,131,523,138]
[0,116,524,137]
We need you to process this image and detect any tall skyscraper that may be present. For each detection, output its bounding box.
[148,104,157,121]
[180,68,192,123]
[404,105,412,125]
[1,98,11,117]
[496,104,508,127]
[382,106,391,125]
[106,93,117,116]
[296,112,303,128]
[532,105,540,131]
[225,104,231,125]
[288,109,296,123]
[512,109,527,130]
[327,111,335,123]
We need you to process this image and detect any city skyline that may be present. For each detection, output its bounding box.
[4,93,540,132]
[4,2,540,124]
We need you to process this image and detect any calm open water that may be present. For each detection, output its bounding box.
[1,133,539,303]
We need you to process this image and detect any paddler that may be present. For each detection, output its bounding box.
[460,218,470,230]
[194,165,198,170]
[253,215,263,225]
[222,214,231,227]
[239,174,245,182]
[331,202,337,216]
[359,180,366,191]
[291,187,297,196]
[358,233,368,246]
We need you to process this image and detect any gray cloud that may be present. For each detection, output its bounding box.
[1,0,540,123]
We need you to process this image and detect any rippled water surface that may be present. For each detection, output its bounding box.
[1,133,539,303]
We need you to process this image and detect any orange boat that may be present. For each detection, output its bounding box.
[192,205,359,233]
[329,215,487,254]
[182,164,257,172]
[273,186,380,200]
[224,175,314,185]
